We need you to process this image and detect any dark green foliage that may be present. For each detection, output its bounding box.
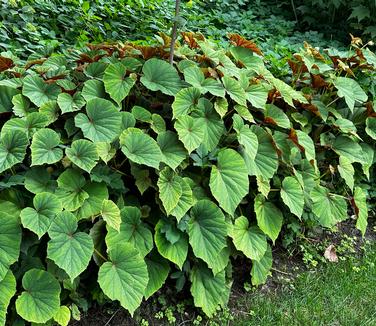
[0,33,375,324]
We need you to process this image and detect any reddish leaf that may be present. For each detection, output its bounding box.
[0,56,14,72]
[303,42,326,61]
[311,74,327,89]
[228,33,263,56]
[25,58,46,70]
[181,32,205,48]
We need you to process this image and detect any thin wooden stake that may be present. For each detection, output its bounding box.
[169,0,181,65]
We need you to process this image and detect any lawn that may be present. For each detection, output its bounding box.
[233,243,376,326]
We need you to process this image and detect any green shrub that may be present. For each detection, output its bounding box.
[0,33,375,323]
[295,0,376,41]
[0,0,175,57]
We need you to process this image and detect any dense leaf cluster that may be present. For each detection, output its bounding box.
[0,33,375,324]
[0,0,174,57]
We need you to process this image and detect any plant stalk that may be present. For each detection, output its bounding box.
[169,0,181,65]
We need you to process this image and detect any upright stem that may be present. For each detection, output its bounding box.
[291,0,298,24]
[169,0,181,65]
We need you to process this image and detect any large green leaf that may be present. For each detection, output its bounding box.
[24,167,57,194]
[338,156,354,191]
[295,130,316,162]
[66,139,99,173]
[0,85,20,113]
[251,245,272,286]
[183,65,225,97]
[233,114,258,161]
[75,181,108,220]
[222,75,247,106]
[120,128,163,169]
[55,169,89,211]
[230,216,267,261]
[101,199,121,232]
[103,62,136,105]
[1,112,48,138]
[22,75,60,106]
[57,92,85,114]
[244,126,278,179]
[81,79,107,102]
[280,176,304,218]
[254,194,283,242]
[157,131,187,170]
[15,269,61,324]
[269,77,308,107]
[191,98,225,151]
[155,219,188,269]
[311,185,348,228]
[0,271,16,325]
[170,177,194,222]
[106,206,153,257]
[31,128,63,165]
[332,136,365,163]
[0,130,28,173]
[172,87,201,118]
[47,211,94,281]
[333,77,367,112]
[188,200,227,271]
[75,98,121,142]
[209,149,249,215]
[157,167,182,215]
[174,115,204,154]
[131,105,152,122]
[190,263,228,317]
[264,104,290,129]
[354,187,368,237]
[144,254,170,299]
[0,207,21,282]
[140,58,183,96]
[246,84,268,109]
[20,192,62,239]
[98,243,148,316]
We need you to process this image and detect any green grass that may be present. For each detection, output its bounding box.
[233,243,376,326]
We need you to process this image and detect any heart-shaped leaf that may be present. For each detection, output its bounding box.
[209,149,249,215]
[141,58,183,96]
[22,75,60,106]
[20,192,62,238]
[106,206,153,257]
[66,139,99,173]
[188,200,227,271]
[47,211,94,280]
[98,243,148,316]
[230,216,267,261]
[0,130,28,174]
[15,269,61,324]
[120,128,163,169]
[103,63,136,105]
[31,128,63,166]
[254,194,283,242]
[75,98,121,142]
[174,115,204,154]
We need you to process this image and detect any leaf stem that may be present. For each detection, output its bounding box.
[94,248,107,262]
